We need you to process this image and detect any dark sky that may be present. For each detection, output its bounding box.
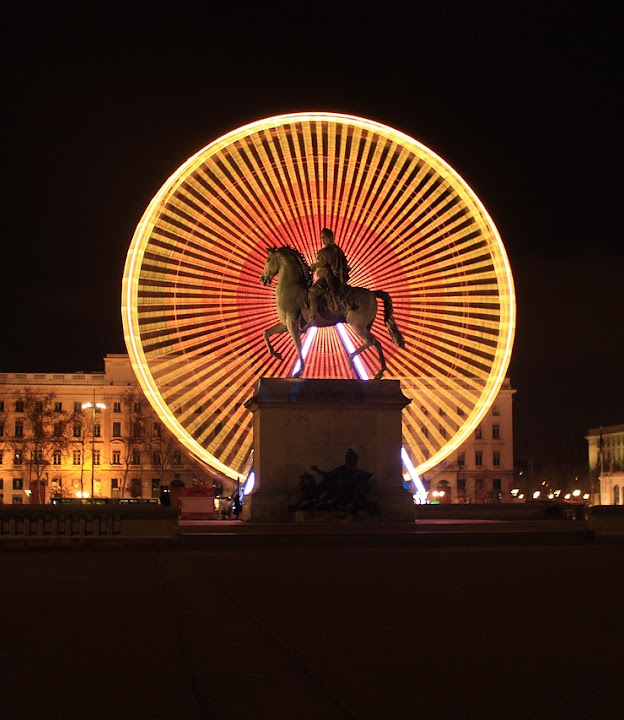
[4,4,622,475]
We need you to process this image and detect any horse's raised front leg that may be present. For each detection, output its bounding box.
[263,322,287,360]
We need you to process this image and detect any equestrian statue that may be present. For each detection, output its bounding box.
[260,228,405,379]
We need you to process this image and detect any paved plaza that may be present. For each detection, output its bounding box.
[1,527,622,720]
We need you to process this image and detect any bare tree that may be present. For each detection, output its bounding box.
[0,389,76,503]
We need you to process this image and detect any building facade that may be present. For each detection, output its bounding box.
[0,355,218,505]
[417,378,516,503]
[587,424,624,505]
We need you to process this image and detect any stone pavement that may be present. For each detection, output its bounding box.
[1,525,622,719]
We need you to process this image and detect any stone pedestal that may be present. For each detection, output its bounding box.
[243,378,413,523]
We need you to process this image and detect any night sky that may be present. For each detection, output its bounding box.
[4,5,622,480]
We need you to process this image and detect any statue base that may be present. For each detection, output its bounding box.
[243,378,414,523]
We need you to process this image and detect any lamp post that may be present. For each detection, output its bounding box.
[82,391,106,500]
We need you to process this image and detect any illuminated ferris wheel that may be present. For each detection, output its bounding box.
[122,112,515,488]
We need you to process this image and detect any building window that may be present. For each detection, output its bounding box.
[53,451,62,465]
[132,450,141,465]
[130,478,142,498]
[54,401,63,412]
[173,452,182,466]
[133,402,141,414]
[0,423,4,437]
[0,451,3,465]
[475,425,482,440]
[475,451,483,467]
[457,477,466,493]
[14,452,22,466]
[615,485,620,505]
[0,478,3,489]
[15,420,24,437]
[132,422,142,438]
[153,422,161,437]
[13,478,23,490]
[112,422,121,437]
[457,453,465,466]
[93,450,101,465]
[151,478,161,498]
[493,451,501,467]
[74,402,82,412]
[113,402,121,413]
[73,450,81,465]
[0,401,4,411]
[15,400,24,413]
[92,424,101,438]
[112,450,121,465]
[111,478,119,489]
[493,478,502,492]
[152,452,162,466]
[13,496,23,504]
[73,423,81,437]
[492,424,500,440]
[492,405,500,416]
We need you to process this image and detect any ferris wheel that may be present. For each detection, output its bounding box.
[122,112,515,491]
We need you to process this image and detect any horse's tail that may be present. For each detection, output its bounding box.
[374,290,405,349]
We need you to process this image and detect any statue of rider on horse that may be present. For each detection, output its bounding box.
[260,228,405,379]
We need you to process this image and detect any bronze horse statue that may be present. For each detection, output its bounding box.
[260,245,405,379]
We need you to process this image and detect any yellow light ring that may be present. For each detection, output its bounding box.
[122,112,515,481]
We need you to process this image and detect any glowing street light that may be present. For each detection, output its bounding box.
[82,392,106,500]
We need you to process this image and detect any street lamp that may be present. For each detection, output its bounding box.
[82,391,106,500]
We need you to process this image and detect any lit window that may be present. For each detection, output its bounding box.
[13,478,23,490]
[14,452,22,466]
